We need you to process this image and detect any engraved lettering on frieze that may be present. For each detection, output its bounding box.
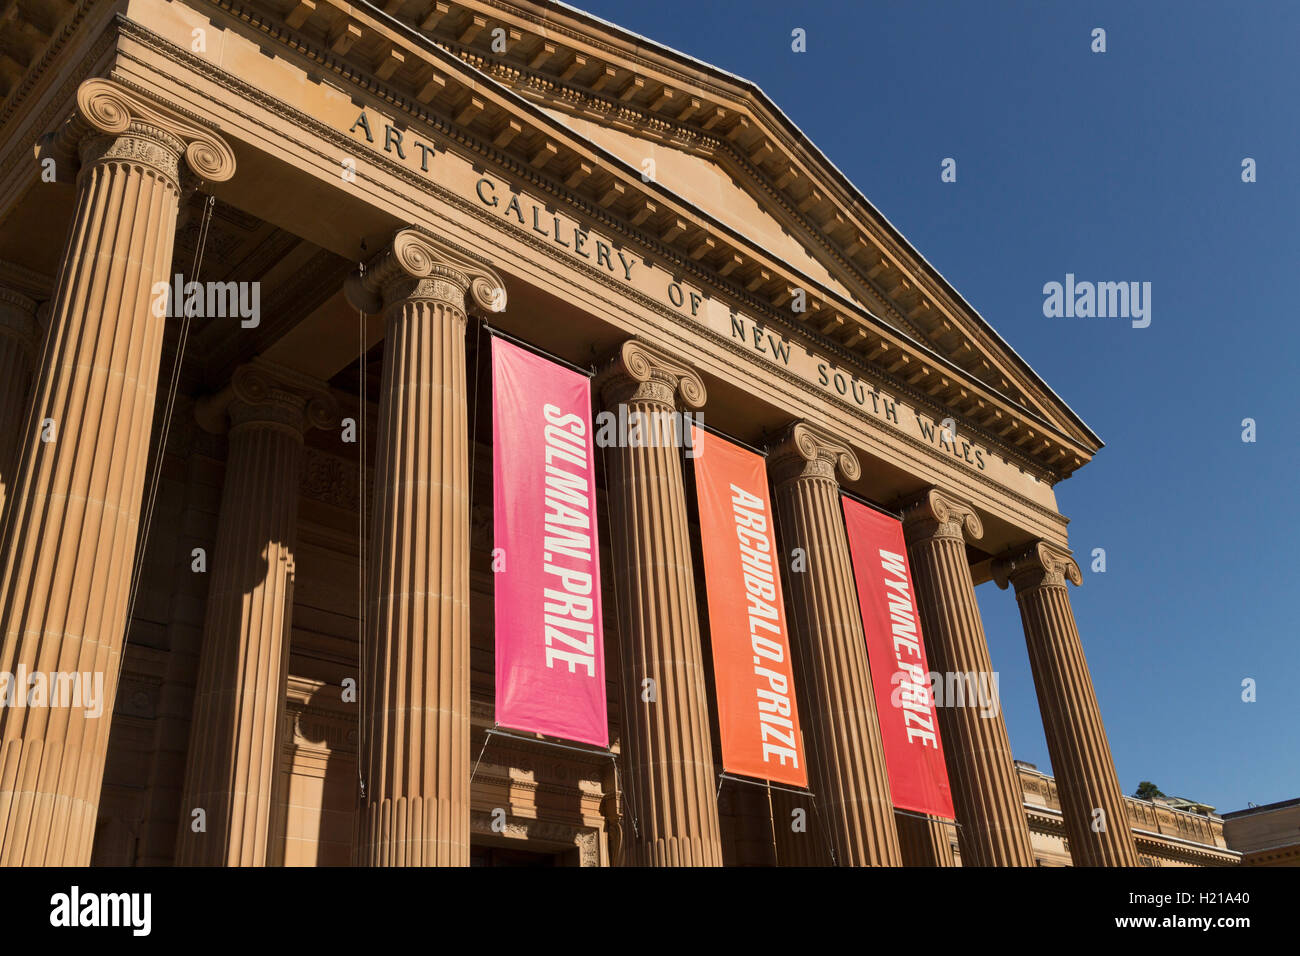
[340,112,1003,479]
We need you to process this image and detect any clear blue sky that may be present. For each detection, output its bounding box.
[574,0,1299,811]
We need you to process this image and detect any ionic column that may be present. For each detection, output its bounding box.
[597,339,722,866]
[901,488,1035,866]
[993,541,1139,866]
[0,288,39,521]
[769,422,901,866]
[0,79,235,866]
[174,361,337,866]
[345,228,505,866]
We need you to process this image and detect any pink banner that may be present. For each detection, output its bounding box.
[492,336,608,747]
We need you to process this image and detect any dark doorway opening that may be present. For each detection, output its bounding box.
[470,845,569,867]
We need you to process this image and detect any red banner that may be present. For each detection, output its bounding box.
[692,426,807,787]
[492,336,608,747]
[841,496,954,819]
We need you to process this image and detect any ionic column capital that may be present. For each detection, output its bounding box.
[196,359,339,438]
[900,486,984,544]
[993,540,1083,593]
[345,227,507,316]
[38,78,237,188]
[768,420,860,487]
[596,338,707,411]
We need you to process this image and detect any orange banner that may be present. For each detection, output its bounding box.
[692,426,807,787]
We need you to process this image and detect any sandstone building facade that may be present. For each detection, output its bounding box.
[1222,799,1300,867]
[0,0,1228,867]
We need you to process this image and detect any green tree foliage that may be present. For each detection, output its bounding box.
[1135,781,1166,800]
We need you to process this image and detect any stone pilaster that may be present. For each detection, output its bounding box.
[174,361,337,866]
[900,488,1035,867]
[894,811,956,866]
[596,339,722,866]
[345,227,505,866]
[993,541,1139,866]
[0,78,235,866]
[0,287,39,521]
[769,421,901,866]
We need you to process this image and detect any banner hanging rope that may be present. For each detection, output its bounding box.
[120,192,215,693]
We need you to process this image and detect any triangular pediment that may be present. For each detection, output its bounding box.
[203,0,1099,476]
[394,2,1098,457]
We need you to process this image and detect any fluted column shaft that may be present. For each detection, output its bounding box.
[347,228,505,866]
[598,339,721,866]
[0,80,234,866]
[902,489,1035,867]
[769,422,901,866]
[894,811,956,866]
[361,273,469,867]
[0,289,40,523]
[996,542,1139,866]
[175,364,336,865]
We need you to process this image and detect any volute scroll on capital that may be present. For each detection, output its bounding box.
[596,338,708,411]
[195,359,340,437]
[992,540,1083,593]
[899,487,985,544]
[768,420,860,486]
[345,227,508,316]
[37,78,237,186]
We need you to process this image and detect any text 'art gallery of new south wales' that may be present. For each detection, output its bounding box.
[0,0,1237,870]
